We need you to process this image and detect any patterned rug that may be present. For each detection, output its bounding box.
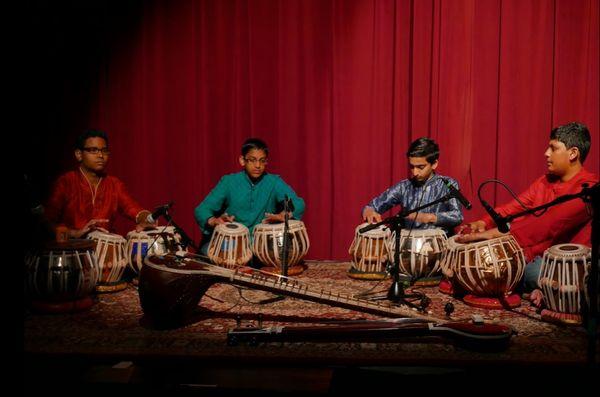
[24,261,595,366]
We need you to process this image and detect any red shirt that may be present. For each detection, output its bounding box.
[45,169,144,232]
[482,168,597,261]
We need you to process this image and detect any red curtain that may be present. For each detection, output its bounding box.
[36,0,599,260]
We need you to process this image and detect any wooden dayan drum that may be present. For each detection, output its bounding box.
[208,222,253,269]
[126,226,183,275]
[539,243,591,325]
[87,231,128,292]
[348,222,391,280]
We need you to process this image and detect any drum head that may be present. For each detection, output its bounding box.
[355,222,390,237]
[43,239,96,252]
[546,243,590,258]
[215,222,249,235]
[88,231,126,243]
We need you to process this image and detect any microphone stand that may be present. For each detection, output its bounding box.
[280,197,292,277]
[360,193,455,310]
[481,182,599,367]
[162,211,199,253]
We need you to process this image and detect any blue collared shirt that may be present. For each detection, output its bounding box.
[364,173,463,234]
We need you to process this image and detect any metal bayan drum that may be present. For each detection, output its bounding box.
[253,220,309,275]
[539,243,591,325]
[126,226,183,275]
[441,235,526,309]
[390,228,448,286]
[87,231,128,292]
[25,239,99,313]
[208,222,253,269]
[439,235,467,296]
[348,223,391,280]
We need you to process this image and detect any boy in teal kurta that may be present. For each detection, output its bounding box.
[194,138,305,255]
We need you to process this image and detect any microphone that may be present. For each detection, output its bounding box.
[24,174,44,216]
[283,195,295,212]
[359,223,381,233]
[480,199,510,233]
[441,178,472,209]
[146,201,174,223]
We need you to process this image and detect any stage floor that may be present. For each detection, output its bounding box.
[24,261,598,393]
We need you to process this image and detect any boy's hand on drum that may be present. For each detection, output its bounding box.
[263,211,292,223]
[362,207,382,224]
[529,289,544,308]
[208,213,235,227]
[455,232,483,243]
[135,223,153,232]
[455,227,505,243]
[461,220,486,233]
[405,212,436,224]
[72,219,109,238]
[136,210,157,232]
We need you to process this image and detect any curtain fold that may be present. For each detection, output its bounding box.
[31,0,599,259]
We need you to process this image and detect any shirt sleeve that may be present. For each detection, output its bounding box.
[434,199,464,228]
[194,176,229,230]
[366,182,405,215]
[44,175,68,226]
[116,179,144,221]
[509,196,592,260]
[273,177,305,220]
[482,177,542,229]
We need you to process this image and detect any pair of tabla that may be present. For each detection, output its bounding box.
[86,227,182,292]
[348,223,447,285]
[439,236,592,315]
[24,231,130,310]
[207,221,309,275]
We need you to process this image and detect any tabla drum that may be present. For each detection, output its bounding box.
[25,239,99,313]
[126,226,184,275]
[389,228,448,286]
[87,231,128,292]
[348,223,391,280]
[439,234,467,296]
[539,244,591,325]
[208,222,252,269]
[441,235,526,309]
[253,220,310,275]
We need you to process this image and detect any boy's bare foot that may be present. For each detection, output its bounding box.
[529,289,544,307]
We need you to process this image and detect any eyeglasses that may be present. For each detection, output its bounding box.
[244,157,268,165]
[82,147,111,155]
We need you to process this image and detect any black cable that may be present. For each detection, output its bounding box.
[236,286,282,305]
[478,179,548,217]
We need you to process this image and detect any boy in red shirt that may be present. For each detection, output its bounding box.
[459,122,597,306]
[45,130,154,239]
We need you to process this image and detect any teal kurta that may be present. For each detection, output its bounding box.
[194,172,305,241]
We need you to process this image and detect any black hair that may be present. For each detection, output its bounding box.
[241,138,269,157]
[75,129,109,150]
[550,122,591,163]
[406,137,439,164]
